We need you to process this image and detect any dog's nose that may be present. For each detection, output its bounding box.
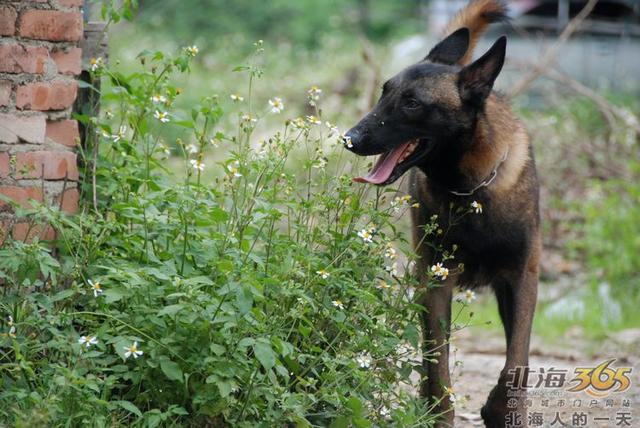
[344,128,361,150]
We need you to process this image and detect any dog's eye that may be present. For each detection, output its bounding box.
[405,98,421,109]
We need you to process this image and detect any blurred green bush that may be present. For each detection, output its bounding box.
[135,0,427,50]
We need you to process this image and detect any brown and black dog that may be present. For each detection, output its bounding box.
[344,1,540,427]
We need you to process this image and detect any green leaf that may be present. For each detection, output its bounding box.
[329,416,350,428]
[158,304,184,317]
[173,120,195,129]
[209,343,226,355]
[235,285,253,314]
[403,324,420,349]
[253,341,276,370]
[160,360,184,383]
[346,396,363,415]
[216,378,236,398]
[103,289,126,303]
[353,417,372,428]
[113,400,142,418]
[237,337,255,348]
[51,288,74,302]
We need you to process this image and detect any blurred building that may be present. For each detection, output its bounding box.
[426,0,640,91]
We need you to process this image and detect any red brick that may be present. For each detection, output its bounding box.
[58,0,84,7]
[51,47,81,75]
[16,80,78,111]
[16,151,78,180]
[0,186,43,210]
[0,113,46,143]
[58,187,79,214]
[0,152,9,178]
[0,81,11,107]
[46,119,79,147]
[0,5,17,36]
[5,222,56,243]
[18,10,83,42]
[0,43,49,74]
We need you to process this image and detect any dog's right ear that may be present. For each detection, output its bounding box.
[425,28,470,65]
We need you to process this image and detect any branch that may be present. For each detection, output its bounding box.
[545,68,640,136]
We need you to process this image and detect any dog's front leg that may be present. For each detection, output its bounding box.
[482,257,538,428]
[418,279,454,427]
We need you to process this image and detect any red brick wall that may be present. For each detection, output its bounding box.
[0,0,83,241]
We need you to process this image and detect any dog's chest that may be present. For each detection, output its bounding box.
[409,170,531,282]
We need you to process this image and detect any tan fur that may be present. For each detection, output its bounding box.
[444,0,507,66]
[419,74,462,109]
[459,95,530,193]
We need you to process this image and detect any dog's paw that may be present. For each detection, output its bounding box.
[481,383,526,428]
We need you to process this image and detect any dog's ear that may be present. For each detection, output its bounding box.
[458,36,506,104]
[425,28,470,65]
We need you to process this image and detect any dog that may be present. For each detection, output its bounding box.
[344,1,540,427]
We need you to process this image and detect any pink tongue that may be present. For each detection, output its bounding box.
[354,141,412,184]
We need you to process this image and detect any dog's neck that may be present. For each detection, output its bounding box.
[421,95,529,196]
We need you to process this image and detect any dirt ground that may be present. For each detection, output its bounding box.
[443,328,640,427]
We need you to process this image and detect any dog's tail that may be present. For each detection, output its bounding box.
[444,0,508,66]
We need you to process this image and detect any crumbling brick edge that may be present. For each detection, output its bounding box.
[0,0,84,242]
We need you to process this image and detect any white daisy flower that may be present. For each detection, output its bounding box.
[241,113,257,123]
[430,263,449,280]
[357,228,373,243]
[341,134,353,148]
[112,125,126,143]
[331,300,345,310]
[306,115,321,125]
[184,45,199,56]
[88,279,103,297]
[464,289,476,304]
[154,110,170,123]
[444,386,457,404]
[391,195,412,212]
[78,335,98,348]
[355,352,372,369]
[268,97,284,114]
[307,85,322,106]
[230,94,244,102]
[313,157,328,169]
[190,159,205,171]
[151,94,167,103]
[376,280,391,290]
[384,244,397,260]
[123,341,143,359]
[471,200,483,214]
[316,269,330,279]
[227,161,242,177]
[186,144,198,154]
[325,121,339,136]
[89,57,104,72]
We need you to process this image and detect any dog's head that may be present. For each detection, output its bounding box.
[345,29,507,185]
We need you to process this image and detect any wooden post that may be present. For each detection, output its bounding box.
[75,22,108,151]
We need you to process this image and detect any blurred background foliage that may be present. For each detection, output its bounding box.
[134,0,428,50]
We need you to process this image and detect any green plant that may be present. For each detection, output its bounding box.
[0,40,462,427]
